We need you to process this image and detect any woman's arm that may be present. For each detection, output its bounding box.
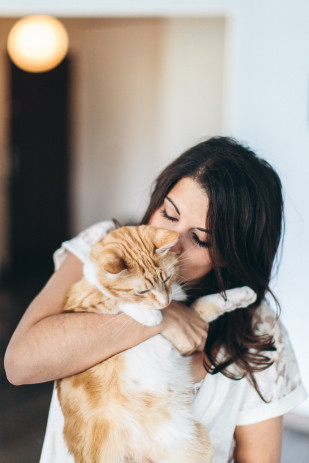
[5,253,159,384]
[234,416,283,463]
[4,253,208,385]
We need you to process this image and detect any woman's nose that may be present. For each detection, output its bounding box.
[170,237,183,256]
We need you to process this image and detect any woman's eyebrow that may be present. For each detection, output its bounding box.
[166,196,180,215]
[196,227,211,235]
[166,196,211,234]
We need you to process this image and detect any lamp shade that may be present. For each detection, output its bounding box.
[7,15,69,73]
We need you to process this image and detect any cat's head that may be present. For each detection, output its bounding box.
[89,225,179,308]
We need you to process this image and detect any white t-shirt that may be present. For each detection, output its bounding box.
[39,221,307,463]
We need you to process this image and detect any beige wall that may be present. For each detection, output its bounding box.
[0,17,225,267]
[64,17,225,232]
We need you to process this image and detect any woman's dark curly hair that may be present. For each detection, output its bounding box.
[141,136,284,400]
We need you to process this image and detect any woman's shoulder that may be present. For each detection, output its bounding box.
[251,300,297,378]
[251,299,282,336]
[75,220,116,247]
[196,301,307,427]
[249,300,306,404]
[53,219,116,269]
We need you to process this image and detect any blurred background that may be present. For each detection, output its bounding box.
[0,0,308,461]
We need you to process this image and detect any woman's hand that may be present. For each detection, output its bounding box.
[159,301,209,355]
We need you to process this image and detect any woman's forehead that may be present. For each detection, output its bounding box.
[167,178,209,223]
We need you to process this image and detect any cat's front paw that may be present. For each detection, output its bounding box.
[137,309,163,326]
[119,302,163,326]
[192,286,257,322]
[224,286,257,308]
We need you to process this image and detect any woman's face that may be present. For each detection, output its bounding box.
[149,177,213,287]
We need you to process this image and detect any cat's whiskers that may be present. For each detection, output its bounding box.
[178,245,197,259]
[178,280,191,288]
[177,262,192,271]
[176,282,190,290]
[177,254,191,261]
[172,290,187,300]
[177,257,194,267]
[176,277,194,290]
[178,248,196,261]
[177,261,193,272]
[165,260,176,269]
[172,281,191,296]
[165,263,177,274]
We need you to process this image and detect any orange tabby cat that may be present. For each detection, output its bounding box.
[57,225,256,463]
[57,225,213,463]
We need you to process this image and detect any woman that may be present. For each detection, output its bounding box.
[5,137,307,462]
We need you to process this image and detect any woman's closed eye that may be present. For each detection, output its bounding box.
[160,208,210,247]
[192,232,210,248]
[160,208,178,222]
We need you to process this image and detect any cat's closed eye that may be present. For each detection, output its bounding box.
[135,289,151,295]
[135,275,172,296]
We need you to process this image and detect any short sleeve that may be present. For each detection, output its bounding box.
[236,301,307,425]
[53,220,115,270]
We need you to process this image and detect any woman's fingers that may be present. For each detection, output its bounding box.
[159,302,209,355]
[195,333,208,352]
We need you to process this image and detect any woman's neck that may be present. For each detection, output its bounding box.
[191,351,208,383]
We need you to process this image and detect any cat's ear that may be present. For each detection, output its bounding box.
[151,228,179,254]
[91,241,128,277]
[101,251,128,278]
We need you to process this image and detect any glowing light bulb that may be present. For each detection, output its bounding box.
[7,15,69,73]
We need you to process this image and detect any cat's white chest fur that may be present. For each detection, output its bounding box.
[119,284,256,395]
[123,334,192,395]
[122,334,197,453]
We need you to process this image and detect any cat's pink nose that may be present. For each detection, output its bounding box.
[156,294,169,308]
[160,300,169,308]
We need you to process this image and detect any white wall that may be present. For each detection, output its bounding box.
[232,0,309,417]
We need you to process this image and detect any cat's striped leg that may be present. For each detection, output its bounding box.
[191,286,257,322]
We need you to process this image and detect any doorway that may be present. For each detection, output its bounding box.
[8,58,70,278]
